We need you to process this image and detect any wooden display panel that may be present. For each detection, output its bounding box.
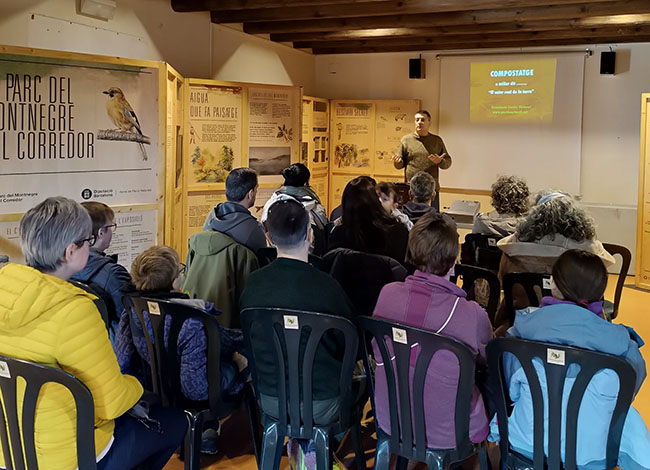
[636,94,650,290]
[0,44,166,271]
[302,96,330,174]
[330,100,376,174]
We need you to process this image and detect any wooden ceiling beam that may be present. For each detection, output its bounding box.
[242,0,650,33]
[311,34,650,53]
[172,0,383,12]
[210,0,617,23]
[270,15,650,42]
[295,24,650,49]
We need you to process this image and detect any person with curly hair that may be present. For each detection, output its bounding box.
[494,192,615,326]
[473,175,530,237]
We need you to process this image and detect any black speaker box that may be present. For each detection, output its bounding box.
[409,58,425,79]
[600,51,616,75]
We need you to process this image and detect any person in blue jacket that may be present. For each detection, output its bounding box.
[489,249,650,470]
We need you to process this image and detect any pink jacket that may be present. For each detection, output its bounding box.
[372,270,493,448]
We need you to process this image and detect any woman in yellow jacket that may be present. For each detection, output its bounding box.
[0,196,187,470]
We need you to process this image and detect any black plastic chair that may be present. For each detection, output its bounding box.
[124,295,260,470]
[501,272,551,328]
[461,233,503,271]
[357,317,489,470]
[0,355,96,469]
[324,248,408,316]
[487,337,636,470]
[256,246,326,271]
[602,243,632,320]
[241,308,365,470]
[450,264,501,323]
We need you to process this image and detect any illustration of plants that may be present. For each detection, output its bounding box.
[191,145,234,182]
[276,124,293,143]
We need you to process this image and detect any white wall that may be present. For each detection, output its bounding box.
[210,25,316,94]
[0,0,211,78]
[315,44,650,207]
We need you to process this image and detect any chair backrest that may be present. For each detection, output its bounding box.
[240,308,358,438]
[602,243,631,319]
[487,337,636,470]
[68,279,112,331]
[461,233,502,271]
[123,295,223,414]
[324,248,408,316]
[0,355,96,470]
[450,264,500,323]
[358,316,476,461]
[502,272,551,326]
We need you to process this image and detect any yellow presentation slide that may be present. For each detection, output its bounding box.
[470,59,557,122]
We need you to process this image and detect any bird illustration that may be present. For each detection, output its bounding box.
[103,87,147,160]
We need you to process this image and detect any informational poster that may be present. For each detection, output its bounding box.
[0,54,159,213]
[247,87,299,182]
[310,172,329,213]
[187,192,227,238]
[0,208,156,270]
[107,210,157,271]
[306,97,329,173]
[188,84,242,185]
[330,102,375,173]
[250,187,277,221]
[374,100,420,175]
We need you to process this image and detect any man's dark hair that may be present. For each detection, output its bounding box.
[406,211,458,276]
[266,199,310,249]
[225,168,258,202]
[282,163,311,187]
[415,110,431,120]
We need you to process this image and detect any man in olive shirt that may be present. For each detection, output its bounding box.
[392,110,452,211]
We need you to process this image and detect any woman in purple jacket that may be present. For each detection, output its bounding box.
[372,211,494,449]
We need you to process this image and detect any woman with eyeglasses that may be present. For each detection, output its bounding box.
[71,201,134,340]
[0,196,187,470]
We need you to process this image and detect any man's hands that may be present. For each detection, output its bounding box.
[428,152,447,164]
[391,153,402,163]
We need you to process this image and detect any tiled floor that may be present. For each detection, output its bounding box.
[165,275,650,470]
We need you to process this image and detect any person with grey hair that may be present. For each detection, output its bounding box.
[202,167,266,253]
[494,191,615,326]
[473,175,530,237]
[0,196,187,470]
[402,171,437,224]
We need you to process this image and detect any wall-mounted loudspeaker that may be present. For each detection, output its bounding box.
[409,58,425,79]
[600,51,616,75]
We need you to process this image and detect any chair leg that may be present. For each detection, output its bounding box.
[314,428,332,470]
[396,456,408,470]
[351,423,366,470]
[260,422,283,470]
[245,384,262,466]
[478,441,492,470]
[374,436,391,470]
[183,410,203,470]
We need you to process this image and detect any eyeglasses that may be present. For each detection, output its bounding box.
[75,234,96,248]
[179,262,187,275]
[103,223,118,232]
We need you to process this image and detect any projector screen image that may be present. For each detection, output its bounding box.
[470,59,557,122]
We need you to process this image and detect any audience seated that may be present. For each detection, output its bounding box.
[329,176,377,222]
[115,245,247,402]
[202,167,267,254]
[497,191,614,276]
[261,163,328,231]
[240,199,355,424]
[328,176,409,264]
[0,197,186,470]
[402,171,436,224]
[376,182,413,230]
[473,175,529,237]
[71,201,133,338]
[489,249,650,469]
[372,211,493,448]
